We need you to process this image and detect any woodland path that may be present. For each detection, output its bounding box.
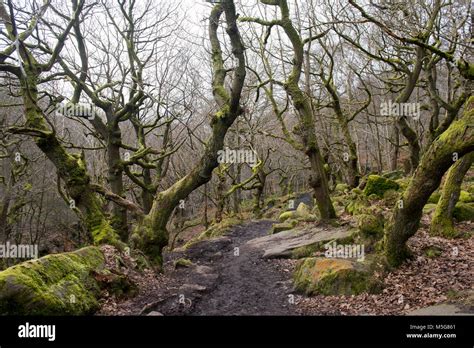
[142,220,298,316]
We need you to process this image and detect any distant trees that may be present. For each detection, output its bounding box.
[242,0,336,219]
[0,0,247,265]
[0,0,472,269]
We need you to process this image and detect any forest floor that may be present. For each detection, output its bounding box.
[98,218,473,316]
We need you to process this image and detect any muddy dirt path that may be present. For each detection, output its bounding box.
[148,220,297,316]
[189,220,295,315]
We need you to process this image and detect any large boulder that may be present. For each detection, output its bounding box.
[287,192,313,211]
[246,226,353,259]
[363,175,399,198]
[0,246,105,315]
[279,202,318,222]
[453,202,474,222]
[270,221,295,235]
[357,214,383,237]
[293,257,381,296]
[279,210,297,222]
[459,190,474,203]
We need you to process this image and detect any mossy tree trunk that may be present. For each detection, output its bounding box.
[0,0,121,246]
[214,164,227,223]
[316,42,369,188]
[243,0,336,219]
[252,171,267,219]
[430,151,474,237]
[131,0,246,264]
[384,97,474,267]
[106,116,128,240]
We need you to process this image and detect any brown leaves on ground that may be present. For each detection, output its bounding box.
[97,245,178,315]
[295,223,473,315]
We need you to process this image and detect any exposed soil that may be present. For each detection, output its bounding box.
[99,217,473,316]
[100,220,298,316]
[183,220,296,315]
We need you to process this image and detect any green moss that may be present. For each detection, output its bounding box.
[293,258,381,296]
[335,183,349,192]
[183,216,242,249]
[459,190,473,203]
[383,189,400,205]
[345,198,369,216]
[295,203,318,222]
[357,214,384,237]
[174,258,193,269]
[364,175,399,198]
[270,222,294,235]
[424,246,443,258]
[279,210,296,222]
[423,203,438,214]
[0,247,105,315]
[394,177,410,192]
[291,244,320,259]
[428,191,441,204]
[453,202,474,222]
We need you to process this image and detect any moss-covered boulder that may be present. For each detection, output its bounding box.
[174,258,193,269]
[395,177,410,192]
[459,190,473,203]
[271,222,295,234]
[363,175,399,198]
[382,189,399,205]
[293,257,381,296]
[453,202,474,222]
[335,183,349,193]
[296,202,311,216]
[345,199,368,215]
[279,210,296,222]
[357,214,383,237]
[279,203,318,222]
[0,246,105,315]
[296,203,318,222]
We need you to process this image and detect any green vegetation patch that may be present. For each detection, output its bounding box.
[0,246,105,315]
[293,257,382,296]
[363,175,399,198]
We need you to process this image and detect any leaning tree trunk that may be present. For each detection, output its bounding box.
[130,0,246,265]
[384,97,474,267]
[0,0,122,247]
[430,151,474,237]
[268,0,336,219]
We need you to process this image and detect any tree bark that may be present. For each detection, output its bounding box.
[130,0,246,264]
[384,97,474,267]
[430,151,474,237]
